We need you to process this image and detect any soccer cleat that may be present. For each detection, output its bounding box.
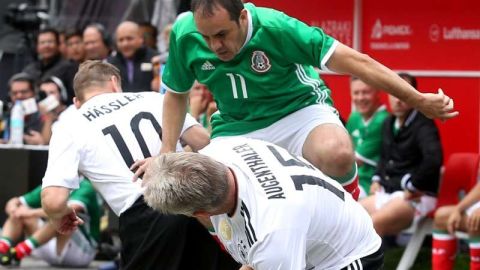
[0,248,20,267]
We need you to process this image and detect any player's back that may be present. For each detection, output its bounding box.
[50,91,174,216]
[202,137,381,269]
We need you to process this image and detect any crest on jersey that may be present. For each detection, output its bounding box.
[219,219,232,241]
[251,51,271,73]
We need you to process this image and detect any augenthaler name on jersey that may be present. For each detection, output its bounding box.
[233,144,286,200]
[82,94,144,122]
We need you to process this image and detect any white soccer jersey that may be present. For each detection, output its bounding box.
[201,138,381,270]
[43,92,199,216]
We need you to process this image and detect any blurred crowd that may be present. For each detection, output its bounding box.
[0,20,215,145]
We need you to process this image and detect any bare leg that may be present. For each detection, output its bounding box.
[302,123,354,178]
[360,194,378,216]
[29,222,70,255]
[370,197,415,236]
[2,216,39,241]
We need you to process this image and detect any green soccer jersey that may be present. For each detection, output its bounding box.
[23,179,101,245]
[162,3,336,138]
[346,106,389,193]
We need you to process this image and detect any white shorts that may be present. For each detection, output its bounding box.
[375,189,437,226]
[31,220,96,267]
[466,201,480,216]
[213,104,344,156]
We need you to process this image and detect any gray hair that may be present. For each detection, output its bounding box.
[143,152,230,216]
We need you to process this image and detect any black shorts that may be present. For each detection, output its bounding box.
[119,196,240,270]
[341,247,384,270]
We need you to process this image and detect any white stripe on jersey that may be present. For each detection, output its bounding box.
[295,64,327,104]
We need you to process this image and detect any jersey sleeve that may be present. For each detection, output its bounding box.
[249,229,307,270]
[161,22,196,93]
[42,122,82,190]
[275,10,338,71]
[19,185,42,208]
[68,180,95,211]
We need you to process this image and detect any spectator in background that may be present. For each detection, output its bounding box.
[432,182,480,270]
[22,28,77,105]
[108,21,158,92]
[189,81,217,132]
[58,29,67,59]
[347,77,389,198]
[360,73,443,237]
[36,76,69,144]
[0,180,100,267]
[1,73,43,144]
[138,22,158,51]
[65,29,86,63]
[83,23,112,61]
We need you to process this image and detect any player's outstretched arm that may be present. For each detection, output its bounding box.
[326,43,459,121]
[161,91,189,153]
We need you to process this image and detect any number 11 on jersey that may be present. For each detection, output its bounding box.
[226,73,248,99]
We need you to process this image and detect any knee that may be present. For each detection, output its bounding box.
[320,139,355,175]
[433,207,451,230]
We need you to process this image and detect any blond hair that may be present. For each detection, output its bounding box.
[144,152,229,216]
[73,60,121,102]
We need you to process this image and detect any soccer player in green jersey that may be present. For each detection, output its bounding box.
[347,77,389,198]
[133,0,457,200]
[0,179,100,267]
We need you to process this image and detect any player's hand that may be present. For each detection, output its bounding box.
[417,89,459,121]
[467,208,480,232]
[130,157,153,182]
[12,206,40,219]
[447,208,463,235]
[5,197,21,215]
[52,207,84,235]
[239,265,254,270]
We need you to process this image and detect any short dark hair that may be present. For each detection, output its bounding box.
[8,72,34,92]
[37,27,60,45]
[84,23,112,47]
[398,73,417,89]
[64,28,83,42]
[191,0,244,22]
[138,22,158,37]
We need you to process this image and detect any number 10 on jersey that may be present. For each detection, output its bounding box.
[226,73,248,99]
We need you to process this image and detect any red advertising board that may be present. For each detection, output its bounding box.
[362,0,480,71]
[249,0,355,47]
[248,0,480,159]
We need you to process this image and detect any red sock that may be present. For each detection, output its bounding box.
[0,239,11,254]
[432,232,457,270]
[469,242,480,270]
[343,176,360,201]
[13,241,33,260]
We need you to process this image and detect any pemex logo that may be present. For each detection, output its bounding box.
[371,19,383,39]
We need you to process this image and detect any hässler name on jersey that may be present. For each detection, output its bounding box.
[82,93,144,122]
